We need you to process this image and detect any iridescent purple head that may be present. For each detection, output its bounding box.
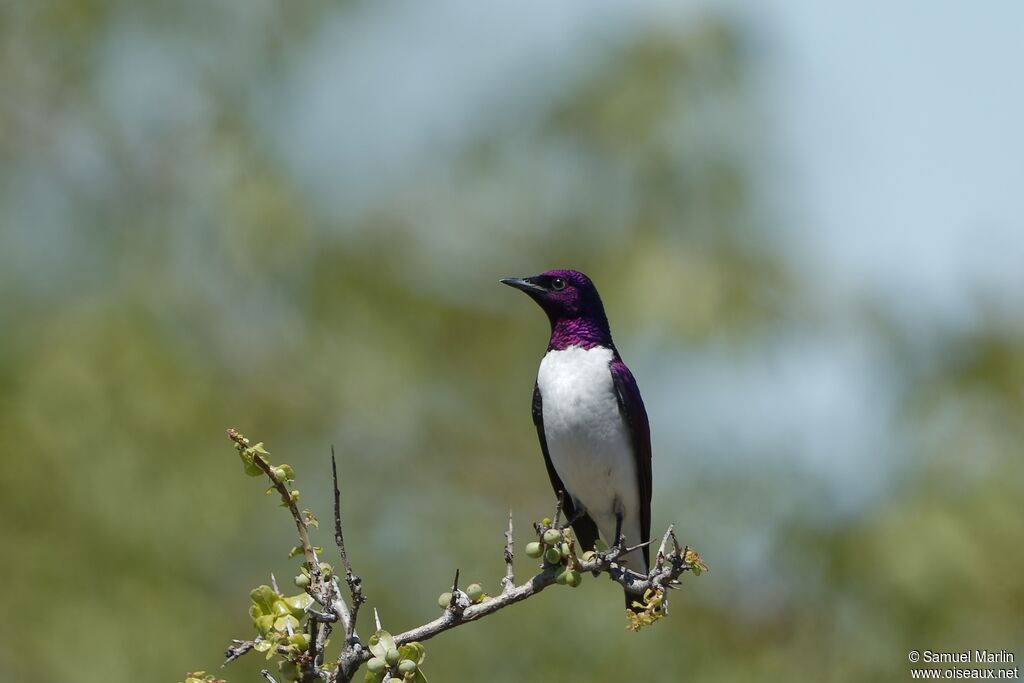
[501,269,613,350]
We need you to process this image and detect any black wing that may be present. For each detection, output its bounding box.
[532,382,600,553]
[609,358,652,571]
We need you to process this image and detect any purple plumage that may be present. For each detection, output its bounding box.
[502,269,653,612]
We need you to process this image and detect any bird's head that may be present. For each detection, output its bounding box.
[501,269,612,348]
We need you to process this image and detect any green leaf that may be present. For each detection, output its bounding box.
[278,660,299,679]
[399,642,426,665]
[287,546,303,559]
[363,669,385,683]
[368,630,396,659]
[273,614,300,633]
[255,614,276,636]
[253,638,273,652]
[250,585,278,614]
[288,633,311,648]
[239,449,264,477]
[283,592,313,616]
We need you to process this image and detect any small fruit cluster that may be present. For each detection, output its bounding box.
[525,520,583,588]
[364,631,427,683]
[293,559,332,588]
[437,582,487,609]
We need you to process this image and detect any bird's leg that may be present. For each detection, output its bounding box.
[597,512,628,566]
[560,503,586,530]
[613,512,625,551]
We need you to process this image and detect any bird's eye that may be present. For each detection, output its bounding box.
[551,278,566,291]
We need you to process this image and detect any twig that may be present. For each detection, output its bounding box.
[501,510,515,595]
[260,670,279,683]
[227,429,325,601]
[331,448,364,637]
[656,524,674,567]
[624,539,654,553]
[222,639,254,666]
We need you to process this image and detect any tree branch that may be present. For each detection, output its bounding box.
[501,510,515,595]
[226,429,327,603]
[377,535,693,650]
[331,448,364,639]
[211,431,703,683]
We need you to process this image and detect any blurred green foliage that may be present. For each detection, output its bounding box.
[1,3,1021,682]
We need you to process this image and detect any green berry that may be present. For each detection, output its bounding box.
[544,547,562,564]
[566,570,582,588]
[525,541,544,558]
[555,568,570,585]
[398,660,417,675]
[581,550,596,561]
[542,517,552,526]
[466,583,484,602]
[559,542,571,559]
[385,648,400,666]
[542,528,562,545]
[366,657,387,674]
[438,591,452,609]
[293,574,310,588]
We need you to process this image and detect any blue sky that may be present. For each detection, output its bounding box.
[751,0,1024,324]
[268,0,1023,326]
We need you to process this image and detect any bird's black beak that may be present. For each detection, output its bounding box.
[500,277,546,294]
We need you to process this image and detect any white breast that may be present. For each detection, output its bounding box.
[537,346,644,568]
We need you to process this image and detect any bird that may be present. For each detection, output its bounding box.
[501,269,652,611]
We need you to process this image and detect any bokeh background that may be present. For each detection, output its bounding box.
[2,1,1022,681]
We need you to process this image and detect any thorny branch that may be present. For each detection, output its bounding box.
[501,510,515,595]
[331,448,364,639]
[379,534,693,650]
[219,430,700,683]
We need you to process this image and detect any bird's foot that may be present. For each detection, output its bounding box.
[594,533,628,567]
[560,507,585,531]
